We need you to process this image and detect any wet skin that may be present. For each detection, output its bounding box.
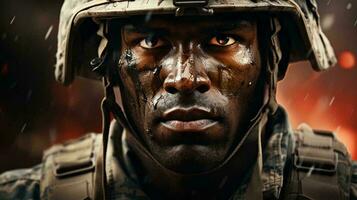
[115,15,264,173]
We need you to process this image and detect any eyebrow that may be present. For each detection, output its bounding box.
[207,20,254,32]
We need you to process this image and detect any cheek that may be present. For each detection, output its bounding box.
[207,43,261,130]
[226,66,260,95]
[211,47,260,96]
[120,47,164,98]
[204,35,260,91]
[118,49,163,129]
[118,50,147,121]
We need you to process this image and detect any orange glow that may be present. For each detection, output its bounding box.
[339,51,355,69]
[277,65,357,160]
[277,97,357,159]
[335,127,356,157]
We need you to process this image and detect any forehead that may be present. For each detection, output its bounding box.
[119,14,257,33]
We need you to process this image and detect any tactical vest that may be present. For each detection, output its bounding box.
[40,126,353,200]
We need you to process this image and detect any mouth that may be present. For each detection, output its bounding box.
[160,107,221,132]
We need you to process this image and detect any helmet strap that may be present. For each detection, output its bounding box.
[263,17,282,115]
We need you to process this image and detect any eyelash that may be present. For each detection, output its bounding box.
[132,34,244,50]
[134,35,167,47]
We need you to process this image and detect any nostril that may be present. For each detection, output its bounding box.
[197,84,210,93]
[165,86,178,94]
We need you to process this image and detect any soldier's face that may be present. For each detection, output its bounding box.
[117,15,263,173]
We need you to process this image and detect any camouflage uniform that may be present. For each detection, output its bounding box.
[1,107,357,199]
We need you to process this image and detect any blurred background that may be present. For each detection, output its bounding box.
[0,0,356,172]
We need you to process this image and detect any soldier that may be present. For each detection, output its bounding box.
[0,0,356,199]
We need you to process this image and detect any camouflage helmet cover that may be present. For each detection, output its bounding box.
[55,0,336,85]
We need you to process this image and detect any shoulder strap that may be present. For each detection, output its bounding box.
[40,133,102,200]
[281,124,353,200]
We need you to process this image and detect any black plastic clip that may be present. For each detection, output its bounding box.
[173,0,213,16]
[175,7,213,16]
[173,0,208,7]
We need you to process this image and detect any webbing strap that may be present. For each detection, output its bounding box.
[94,142,104,200]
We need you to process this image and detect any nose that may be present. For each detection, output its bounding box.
[163,55,211,94]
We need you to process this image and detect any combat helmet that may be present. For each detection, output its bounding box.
[55,0,336,86]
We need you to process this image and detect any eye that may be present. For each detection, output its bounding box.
[139,35,166,49]
[209,35,236,46]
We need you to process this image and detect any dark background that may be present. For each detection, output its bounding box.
[0,0,356,172]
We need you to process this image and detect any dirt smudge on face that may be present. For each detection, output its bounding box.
[234,45,253,65]
[124,49,148,105]
[153,64,162,76]
[151,64,162,98]
[153,94,164,110]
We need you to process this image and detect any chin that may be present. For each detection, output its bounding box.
[151,144,226,173]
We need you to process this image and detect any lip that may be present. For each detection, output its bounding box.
[160,107,220,132]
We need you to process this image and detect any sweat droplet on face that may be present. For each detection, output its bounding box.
[234,45,253,65]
